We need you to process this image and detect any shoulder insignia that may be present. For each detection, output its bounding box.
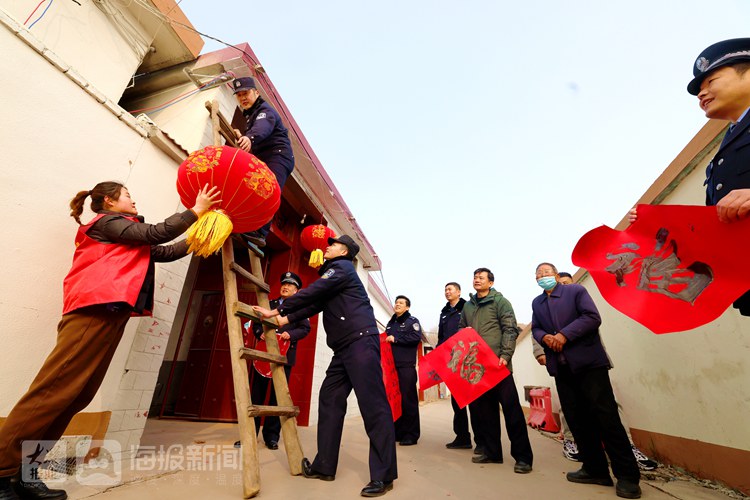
[322,269,335,279]
[413,322,421,331]
[256,112,267,120]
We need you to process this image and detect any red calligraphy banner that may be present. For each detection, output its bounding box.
[380,333,402,421]
[419,328,510,409]
[572,204,750,334]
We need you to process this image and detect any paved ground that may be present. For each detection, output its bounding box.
[56,399,739,500]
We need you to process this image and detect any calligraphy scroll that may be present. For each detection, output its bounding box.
[419,328,509,408]
[379,333,402,421]
[572,204,750,333]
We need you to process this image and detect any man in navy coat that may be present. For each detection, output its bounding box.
[252,235,397,497]
[531,262,641,499]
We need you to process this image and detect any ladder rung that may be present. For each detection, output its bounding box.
[240,348,287,364]
[230,263,270,293]
[249,405,300,418]
[232,301,279,328]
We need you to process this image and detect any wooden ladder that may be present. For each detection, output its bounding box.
[207,99,304,498]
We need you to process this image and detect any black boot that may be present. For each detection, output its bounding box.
[11,477,67,500]
[0,477,21,500]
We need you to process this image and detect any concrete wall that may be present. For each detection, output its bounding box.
[0,17,189,453]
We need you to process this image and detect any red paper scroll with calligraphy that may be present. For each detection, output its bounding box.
[380,333,402,421]
[572,204,750,334]
[420,328,510,408]
[418,354,442,391]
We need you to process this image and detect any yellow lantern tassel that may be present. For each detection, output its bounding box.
[186,209,233,257]
[308,249,324,268]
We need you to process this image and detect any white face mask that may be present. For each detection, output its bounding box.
[536,276,557,290]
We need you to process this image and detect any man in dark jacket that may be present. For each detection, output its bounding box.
[459,268,533,474]
[385,295,422,446]
[252,235,397,497]
[437,282,476,450]
[243,271,310,450]
[232,76,294,248]
[531,262,640,499]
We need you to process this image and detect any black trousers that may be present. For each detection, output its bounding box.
[555,365,639,481]
[251,364,292,444]
[468,373,533,464]
[393,365,420,443]
[257,153,293,237]
[312,335,397,482]
[450,395,478,445]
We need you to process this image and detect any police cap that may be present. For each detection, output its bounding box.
[280,271,302,289]
[233,77,257,94]
[688,38,750,95]
[327,234,360,259]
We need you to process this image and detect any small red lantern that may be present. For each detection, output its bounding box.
[300,224,336,268]
[177,145,280,256]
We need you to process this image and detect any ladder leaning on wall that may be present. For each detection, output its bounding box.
[205,99,304,498]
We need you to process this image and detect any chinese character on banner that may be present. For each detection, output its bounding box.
[419,328,509,409]
[418,354,442,391]
[573,204,750,334]
[379,333,402,421]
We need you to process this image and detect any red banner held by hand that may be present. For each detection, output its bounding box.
[380,333,402,421]
[572,204,750,333]
[419,328,510,408]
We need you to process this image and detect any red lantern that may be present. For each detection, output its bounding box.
[176,145,280,256]
[300,224,336,268]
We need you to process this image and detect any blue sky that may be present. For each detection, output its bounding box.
[178,0,750,329]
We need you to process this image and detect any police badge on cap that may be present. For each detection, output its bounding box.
[280,271,302,288]
[233,77,257,94]
[687,38,750,95]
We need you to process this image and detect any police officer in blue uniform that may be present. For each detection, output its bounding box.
[239,272,310,450]
[385,295,422,446]
[252,235,397,497]
[232,77,295,248]
[687,38,750,315]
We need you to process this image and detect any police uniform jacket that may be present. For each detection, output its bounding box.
[253,297,310,366]
[385,311,422,367]
[704,111,750,314]
[242,97,293,164]
[530,283,611,377]
[277,256,379,352]
[437,298,465,346]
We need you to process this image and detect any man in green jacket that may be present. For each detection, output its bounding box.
[459,267,533,473]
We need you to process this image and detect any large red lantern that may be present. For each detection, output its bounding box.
[300,224,336,268]
[177,145,280,257]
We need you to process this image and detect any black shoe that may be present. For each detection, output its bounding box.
[616,479,642,499]
[566,468,614,486]
[233,440,241,448]
[266,441,279,450]
[398,439,417,446]
[301,458,335,481]
[473,446,485,455]
[471,454,502,464]
[0,477,20,500]
[11,478,66,500]
[241,232,266,248]
[514,461,532,474]
[445,439,472,449]
[360,480,393,497]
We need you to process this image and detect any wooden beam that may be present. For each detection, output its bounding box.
[232,301,279,328]
[240,348,287,365]
[230,262,270,293]
[248,405,300,418]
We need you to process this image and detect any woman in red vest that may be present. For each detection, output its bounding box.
[0,181,220,500]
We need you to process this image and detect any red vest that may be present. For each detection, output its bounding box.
[62,214,151,315]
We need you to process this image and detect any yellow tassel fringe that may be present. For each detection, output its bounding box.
[186,209,234,257]
[308,249,324,268]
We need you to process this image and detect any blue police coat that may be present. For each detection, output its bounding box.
[253,297,310,366]
[385,311,422,367]
[531,283,610,376]
[242,97,293,166]
[278,256,379,352]
[437,298,466,346]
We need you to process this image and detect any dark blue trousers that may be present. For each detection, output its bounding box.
[251,364,292,445]
[394,365,420,443]
[257,152,293,237]
[311,335,397,482]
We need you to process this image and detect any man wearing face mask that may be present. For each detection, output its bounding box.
[531,263,641,499]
